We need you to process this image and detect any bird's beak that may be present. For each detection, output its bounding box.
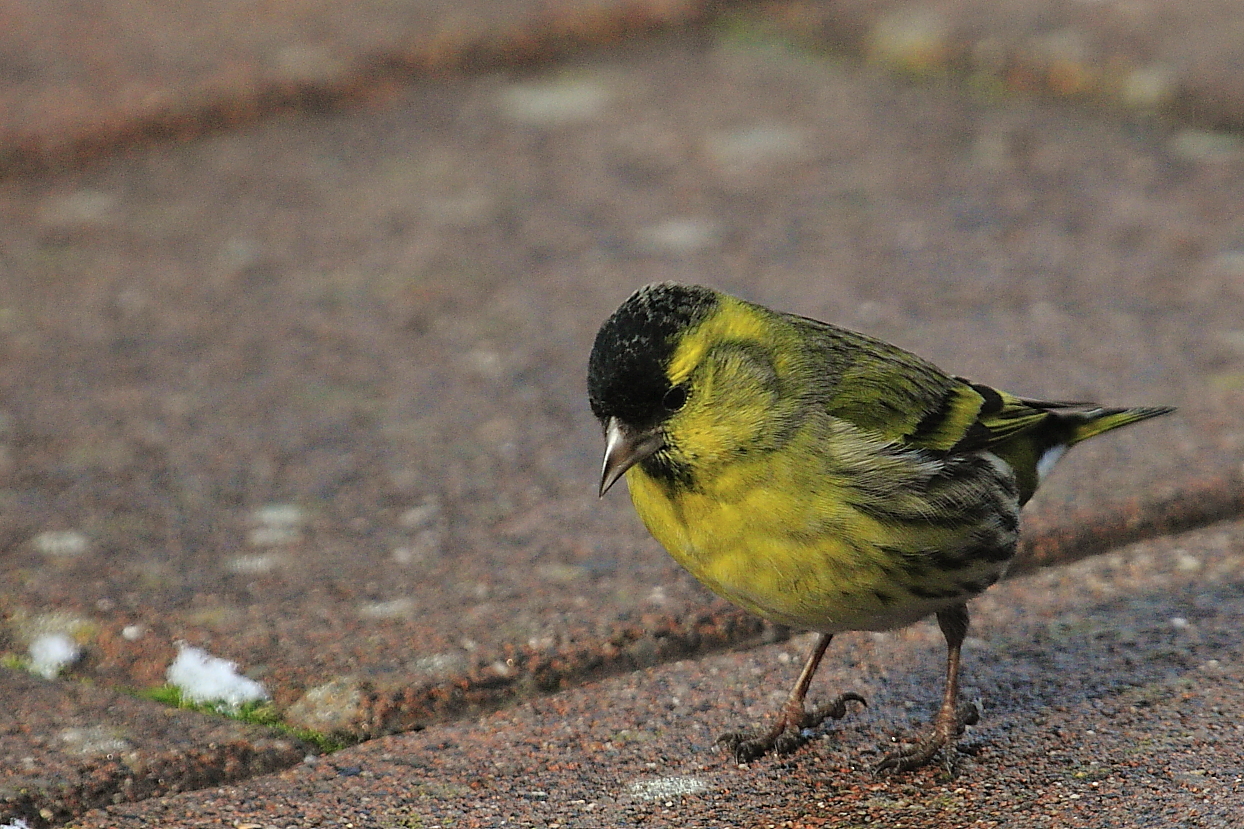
[599,417,665,497]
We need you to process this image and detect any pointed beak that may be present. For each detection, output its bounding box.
[599,417,665,497]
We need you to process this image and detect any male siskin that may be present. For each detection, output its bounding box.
[588,282,1173,772]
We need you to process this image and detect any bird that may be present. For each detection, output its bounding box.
[587,282,1174,773]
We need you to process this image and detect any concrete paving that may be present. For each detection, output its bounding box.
[2,1,1243,826]
[64,521,1244,827]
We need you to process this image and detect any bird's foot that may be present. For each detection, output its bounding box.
[874,701,980,774]
[717,692,867,763]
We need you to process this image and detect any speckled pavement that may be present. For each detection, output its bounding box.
[65,522,1244,827]
[2,1,1243,826]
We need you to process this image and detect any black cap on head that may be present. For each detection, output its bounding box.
[587,283,718,426]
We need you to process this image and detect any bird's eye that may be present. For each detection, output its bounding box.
[662,384,688,412]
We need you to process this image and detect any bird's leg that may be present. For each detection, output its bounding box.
[718,633,867,763]
[876,604,980,774]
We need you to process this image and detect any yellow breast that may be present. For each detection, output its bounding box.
[628,460,902,632]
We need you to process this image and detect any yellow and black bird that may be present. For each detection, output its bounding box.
[588,282,1173,772]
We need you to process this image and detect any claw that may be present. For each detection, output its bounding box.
[874,701,980,774]
[875,605,982,775]
[717,692,867,763]
[807,691,868,726]
[716,634,869,764]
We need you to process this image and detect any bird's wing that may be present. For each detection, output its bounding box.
[824,350,1079,455]
[792,314,1082,455]
[828,375,1054,455]
[940,384,1089,454]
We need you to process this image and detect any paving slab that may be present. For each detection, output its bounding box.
[3,12,1244,829]
[0,0,712,175]
[764,0,1244,127]
[6,22,1240,714]
[67,521,1244,827]
[7,0,1244,178]
[4,12,1244,718]
[0,668,307,827]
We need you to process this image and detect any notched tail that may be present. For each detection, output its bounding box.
[1067,405,1176,445]
[1001,401,1174,502]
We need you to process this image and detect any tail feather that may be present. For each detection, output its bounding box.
[1068,405,1177,445]
[998,403,1174,504]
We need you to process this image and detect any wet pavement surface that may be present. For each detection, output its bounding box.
[2,1,1243,826]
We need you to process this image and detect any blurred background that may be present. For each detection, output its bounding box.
[2,1,1243,825]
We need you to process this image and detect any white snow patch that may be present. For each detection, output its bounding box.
[357,597,416,619]
[32,529,89,557]
[59,725,131,756]
[247,503,305,546]
[29,632,80,679]
[398,500,441,529]
[226,551,290,573]
[497,79,610,125]
[625,776,710,800]
[166,644,268,708]
[253,503,305,527]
